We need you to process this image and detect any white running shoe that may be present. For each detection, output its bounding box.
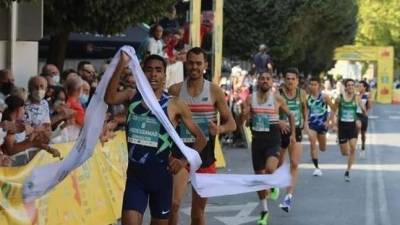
[313,168,323,177]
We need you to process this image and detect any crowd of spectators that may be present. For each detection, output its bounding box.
[0,61,129,166]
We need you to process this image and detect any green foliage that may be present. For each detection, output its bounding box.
[224,0,358,75]
[0,0,34,8]
[356,0,400,74]
[44,0,175,35]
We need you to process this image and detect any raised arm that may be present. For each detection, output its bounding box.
[105,52,136,105]
[240,95,252,126]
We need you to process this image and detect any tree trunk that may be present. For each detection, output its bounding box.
[46,31,70,71]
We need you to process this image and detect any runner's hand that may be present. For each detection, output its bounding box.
[168,156,186,174]
[209,121,220,136]
[279,120,290,134]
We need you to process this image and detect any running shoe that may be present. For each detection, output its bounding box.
[313,168,323,176]
[344,171,350,182]
[279,194,293,212]
[257,211,269,225]
[269,188,280,201]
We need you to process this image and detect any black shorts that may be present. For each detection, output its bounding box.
[338,121,358,144]
[280,127,302,149]
[357,113,368,132]
[123,161,172,219]
[251,125,281,171]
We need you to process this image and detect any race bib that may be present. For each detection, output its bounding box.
[180,118,210,143]
[341,110,355,122]
[252,114,270,132]
[127,114,160,147]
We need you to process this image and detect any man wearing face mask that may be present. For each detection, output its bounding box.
[80,80,91,108]
[25,76,51,128]
[41,64,61,86]
[0,69,16,111]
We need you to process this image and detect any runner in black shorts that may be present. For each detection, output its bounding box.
[356,80,371,158]
[105,53,206,225]
[241,71,295,225]
[333,79,366,182]
[306,77,335,177]
[277,68,308,213]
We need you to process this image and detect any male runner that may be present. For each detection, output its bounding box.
[277,68,308,212]
[241,71,295,225]
[307,77,334,176]
[105,53,207,225]
[356,80,371,158]
[333,79,366,182]
[168,47,236,225]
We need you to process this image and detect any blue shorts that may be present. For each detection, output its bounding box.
[122,161,172,219]
[309,123,327,134]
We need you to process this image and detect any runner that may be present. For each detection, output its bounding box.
[168,47,236,225]
[277,67,308,212]
[356,80,371,159]
[332,78,366,182]
[241,71,296,225]
[307,77,335,176]
[105,53,207,225]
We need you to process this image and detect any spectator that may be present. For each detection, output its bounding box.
[2,95,60,163]
[80,80,90,108]
[62,76,85,141]
[159,5,180,33]
[0,69,15,111]
[77,61,97,89]
[139,24,164,60]
[252,44,273,74]
[49,87,75,132]
[62,69,79,84]
[2,96,40,156]
[41,64,61,86]
[25,76,51,128]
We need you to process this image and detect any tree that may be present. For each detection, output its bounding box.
[356,0,400,76]
[223,0,358,75]
[44,0,175,70]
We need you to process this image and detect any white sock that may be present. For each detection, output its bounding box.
[260,198,268,212]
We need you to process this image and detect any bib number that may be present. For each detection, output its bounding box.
[127,115,160,147]
[180,118,209,143]
[252,114,270,132]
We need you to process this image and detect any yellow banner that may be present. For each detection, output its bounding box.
[212,0,224,84]
[0,132,128,225]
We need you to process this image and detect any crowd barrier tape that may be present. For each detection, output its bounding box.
[0,131,228,225]
[0,132,128,225]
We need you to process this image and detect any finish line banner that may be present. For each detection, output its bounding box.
[0,132,128,225]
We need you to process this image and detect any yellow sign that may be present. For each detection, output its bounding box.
[212,0,224,84]
[334,45,394,104]
[0,132,128,225]
[190,0,202,47]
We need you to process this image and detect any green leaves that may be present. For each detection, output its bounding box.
[356,0,400,75]
[224,0,358,75]
[44,0,175,35]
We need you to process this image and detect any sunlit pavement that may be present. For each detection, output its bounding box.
[139,104,399,225]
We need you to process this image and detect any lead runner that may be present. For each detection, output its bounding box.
[105,52,206,225]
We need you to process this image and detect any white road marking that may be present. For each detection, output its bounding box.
[299,163,400,172]
[181,202,259,225]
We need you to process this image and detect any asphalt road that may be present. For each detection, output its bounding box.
[141,104,398,225]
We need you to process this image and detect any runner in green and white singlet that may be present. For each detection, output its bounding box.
[333,79,366,182]
[277,68,308,213]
